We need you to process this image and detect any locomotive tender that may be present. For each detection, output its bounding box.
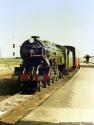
[14,36,80,91]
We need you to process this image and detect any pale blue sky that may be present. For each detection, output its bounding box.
[0,0,94,57]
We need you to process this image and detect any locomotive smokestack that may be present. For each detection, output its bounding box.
[31,36,40,40]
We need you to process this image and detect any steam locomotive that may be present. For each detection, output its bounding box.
[14,36,80,91]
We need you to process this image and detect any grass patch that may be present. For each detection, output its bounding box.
[0,58,22,65]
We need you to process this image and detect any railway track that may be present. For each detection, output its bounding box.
[0,96,10,102]
[0,90,23,102]
[0,90,32,116]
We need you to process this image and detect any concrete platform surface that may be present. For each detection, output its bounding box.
[17,68,94,125]
[17,107,94,124]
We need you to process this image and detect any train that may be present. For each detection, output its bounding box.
[14,36,80,91]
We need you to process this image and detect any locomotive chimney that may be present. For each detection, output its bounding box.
[31,36,40,41]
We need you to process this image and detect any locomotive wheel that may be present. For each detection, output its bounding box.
[55,76,59,81]
[47,79,50,86]
[37,82,41,92]
[59,72,62,79]
[42,81,46,88]
[52,78,54,83]
[37,86,41,92]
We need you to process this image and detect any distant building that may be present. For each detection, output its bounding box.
[12,43,20,58]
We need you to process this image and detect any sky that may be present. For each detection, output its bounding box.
[0,0,94,57]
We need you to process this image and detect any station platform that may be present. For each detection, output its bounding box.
[17,67,94,125]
